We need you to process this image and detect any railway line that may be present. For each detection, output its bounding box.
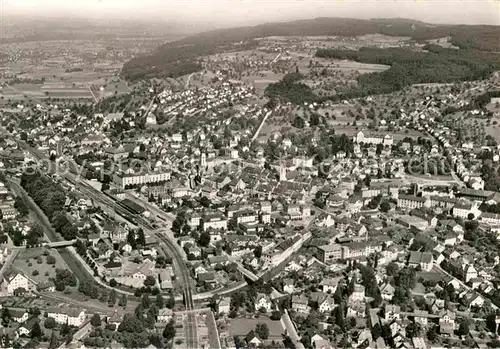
[25,145,199,347]
[18,142,202,346]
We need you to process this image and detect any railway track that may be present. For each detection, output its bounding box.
[23,144,199,346]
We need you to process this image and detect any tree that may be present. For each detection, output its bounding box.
[48,331,59,349]
[90,314,101,327]
[54,269,77,291]
[127,231,137,250]
[1,308,11,326]
[144,275,156,288]
[200,196,211,208]
[136,229,146,247]
[334,303,345,329]
[254,246,262,258]
[255,323,269,340]
[29,308,41,317]
[141,293,151,308]
[44,317,56,329]
[171,212,186,235]
[427,326,438,342]
[380,201,391,213]
[458,321,470,336]
[108,290,117,307]
[371,323,382,339]
[349,317,357,329]
[149,334,163,348]
[118,313,145,333]
[119,294,128,308]
[270,310,281,321]
[163,320,176,340]
[406,322,422,338]
[46,255,56,265]
[198,232,211,247]
[30,322,42,339]
[14,197,29,216]
[156,294,164,309]
[465,220,479,231]
[208,295,219,313]
[166,294,175,309]
[292,116,305,128]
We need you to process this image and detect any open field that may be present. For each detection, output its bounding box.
[228,317,283,340]
[484,125,500,144]
[481,112,500,143]
[0,83,94,101]
[12,247,67,285]
[310,58,390,73]
[417,270,448,283]
[243,71,285,95]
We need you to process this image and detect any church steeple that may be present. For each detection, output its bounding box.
[279,162,287,181]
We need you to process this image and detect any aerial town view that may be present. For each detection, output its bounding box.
[0,0,500,348]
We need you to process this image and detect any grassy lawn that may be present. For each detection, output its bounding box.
[484,117,500,143]
[12,247,67,284]
[417,271,447,283]
[229,317,284,340]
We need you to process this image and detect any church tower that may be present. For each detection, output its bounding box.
[200,152,207,169]
[279,163,287,181]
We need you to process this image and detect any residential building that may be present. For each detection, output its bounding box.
[3,272,37,296]
[408,251,434,272]
[202,212,228,231]
[254,293,272,312]
[47,308,86,327]
[292,294,309,313]
[113,170,171,189]
[353,131,393,146]
[317,244,342,263]
[157,308,173,324]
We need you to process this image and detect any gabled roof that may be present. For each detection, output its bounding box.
[245,330,261,343]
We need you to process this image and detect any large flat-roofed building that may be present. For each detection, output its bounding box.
[396,215,429,231]
[113,171,171,188]
[317,244,343,263]
[353,131,393,146]
[397,195,428,210]
[202,212,228,231]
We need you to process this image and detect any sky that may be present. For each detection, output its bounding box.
[3,0,500,27]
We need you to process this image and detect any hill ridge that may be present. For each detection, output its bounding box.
[120,17,500,82]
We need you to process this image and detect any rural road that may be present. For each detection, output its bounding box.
[185,73,195,89]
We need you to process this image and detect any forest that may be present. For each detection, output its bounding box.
[20,171,86,240]
[315,45,500,97]
[264,72,318,105]
[121,18,500,81]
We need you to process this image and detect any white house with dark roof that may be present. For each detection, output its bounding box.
[319,297,336,313]
[463,264,478,283]
[321,278,338,293]
[47,307,86,327]
[408,251,433,272]
[283,278,295,294]
[291,294,309,313]
[254,293,272,312]
[3,272,37,296]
